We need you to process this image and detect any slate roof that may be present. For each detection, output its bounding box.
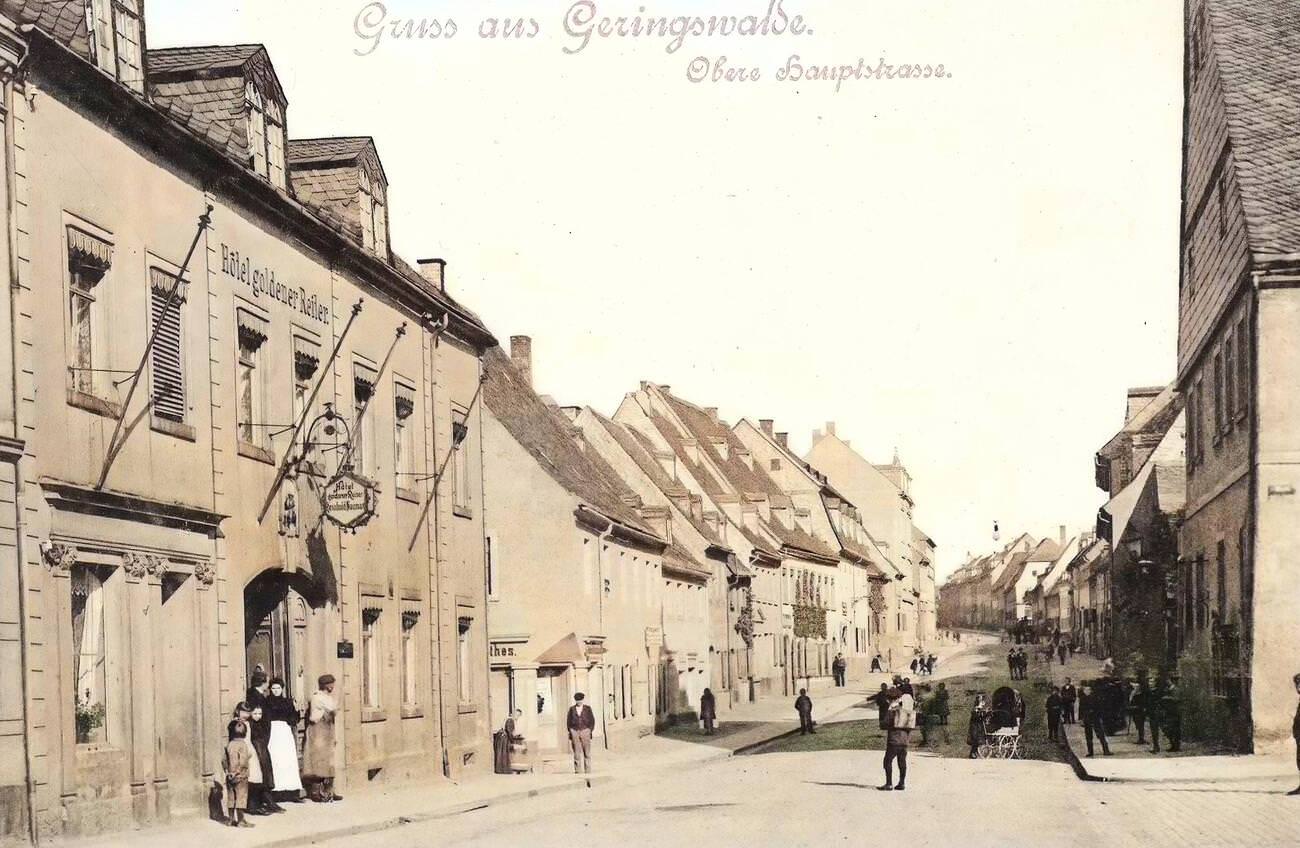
[1205,0,1300,259]
[663,540,711,581]
[289,137,376,165]
[147,44,264,74]
[2,1,91,59]
[661,394,838,561]
[150,74,249,161]
[589,411,725,548]
[483,348,656,538]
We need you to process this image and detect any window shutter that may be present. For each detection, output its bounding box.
[150,268,185,422]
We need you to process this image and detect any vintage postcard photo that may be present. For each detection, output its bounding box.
[0,1,1292,846]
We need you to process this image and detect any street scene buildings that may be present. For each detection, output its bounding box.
[0,2,941,843]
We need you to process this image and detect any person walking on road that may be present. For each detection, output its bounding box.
[700,688,717,735]
[795,688,815,734]
[1007,648,1017,679]
[1129,679,1150,745]
[1057,641,1068,665]
[567,692,596,784]
[1289,672,1300,796]
[879,686,915,791]
[869,683,891,730]
[833,653,847,687]
[1046,686,1063,742]
[1079,684,1112,757]
[1061,678,1077,724]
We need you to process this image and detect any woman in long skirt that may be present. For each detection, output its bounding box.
[264,678,304,800]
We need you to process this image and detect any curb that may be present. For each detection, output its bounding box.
[258,777,608,848]
[732,727,804,755]
[1058,725,1108,782]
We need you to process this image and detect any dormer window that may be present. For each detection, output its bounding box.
[358,168,388,258]
[86,0,143,92]
[244,82,286,190]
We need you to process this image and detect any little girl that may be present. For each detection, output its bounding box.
[223,720,254,828]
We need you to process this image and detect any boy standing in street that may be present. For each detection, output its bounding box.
[795,688,815,734]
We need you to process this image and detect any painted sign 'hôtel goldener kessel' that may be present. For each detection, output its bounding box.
[0,0,497,840]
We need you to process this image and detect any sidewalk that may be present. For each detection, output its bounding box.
[1042,649,1297,787]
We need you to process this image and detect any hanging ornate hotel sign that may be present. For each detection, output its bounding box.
[322,470,377,532]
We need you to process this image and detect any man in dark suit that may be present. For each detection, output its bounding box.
[1079,684,1111,757]
[567,692,596,782]
[795,689,815,734]
[1061,679,1077,724]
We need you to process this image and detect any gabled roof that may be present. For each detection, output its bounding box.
[1098,383,1180,457]
[483,348,657,540]
[1026,538,1061,563]
[289,136,376,166]
[147,43,264,74]
[1203,0,1300,259]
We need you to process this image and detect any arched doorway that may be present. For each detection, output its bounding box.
[244,569,325,698]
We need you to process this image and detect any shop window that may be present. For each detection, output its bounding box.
[457,617,473,703]
[361,605,381,709]
[236,310,268,448]
[72,564,111,745]
[352,362,377,478]
[149,267,186,422]
[452,409,471,513]
[401,610,419,708]
[66,226,113,400]
[394,380,416,485]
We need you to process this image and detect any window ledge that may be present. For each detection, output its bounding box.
[453,504,474,520]
[396,487,421,504]
[361,707,387,724]
[400,706,423,720]
[151,416,196,442]
[238,441,276,465]
[67,388,123,420]
[457,702,478,715]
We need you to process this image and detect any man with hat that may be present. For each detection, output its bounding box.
[302,674,340,802]
[567,692,596,785]
[879,685,915,791]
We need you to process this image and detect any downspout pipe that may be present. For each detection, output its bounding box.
[2,26,37,845]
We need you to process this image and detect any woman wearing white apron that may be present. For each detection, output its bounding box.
[263,678,304,799]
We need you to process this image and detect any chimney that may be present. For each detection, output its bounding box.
[825,421,836,437]
[776,432,789,449]
[811,428,822,444]
[510,335,533,389]
[1059,525,1067,545]
[416,258,445,291]
[704,407,719,423]
[760,419,774,436]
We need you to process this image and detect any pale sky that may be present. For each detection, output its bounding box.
[147,0,1184,581]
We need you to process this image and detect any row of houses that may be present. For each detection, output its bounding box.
[481,348,939,757]
[941,0,1300,757]
[0,2,937,842]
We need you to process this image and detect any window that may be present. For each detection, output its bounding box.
[485,537,497,600]
[452,409,471,513]
[457,617,473,703]
[236,310,268,447]
[401,611,419,708]
[1186,244,1196,295]
[769,458,780,471]
[1195,553,1207,630]
[358,168,388,258]
[1215,540,1227,621]
[1223,334,1235,427]
[85,0,142,91]
[394,380,416,485]
[352,362,377,478]
[67,227,113,399]
[292,335,321,457]
[112,0,142,90]
[266,99,286,190]
[245,82,268,178]
[1235,318,1249,418]
[72,564,110,745]
[1193,379,1205,463]
[361,606,381,709]
[1212,350,1224,438]
[149,268,185,422]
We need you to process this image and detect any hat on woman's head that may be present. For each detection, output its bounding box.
[318,673,336,688]
[269,676,286,688]
[250,671,268,687]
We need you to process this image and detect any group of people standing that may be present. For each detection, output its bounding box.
[222,672,340,828]
[910,652,938,677]
[1006,646,1030,680]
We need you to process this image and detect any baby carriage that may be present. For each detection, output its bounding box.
[976,686,1024,759]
